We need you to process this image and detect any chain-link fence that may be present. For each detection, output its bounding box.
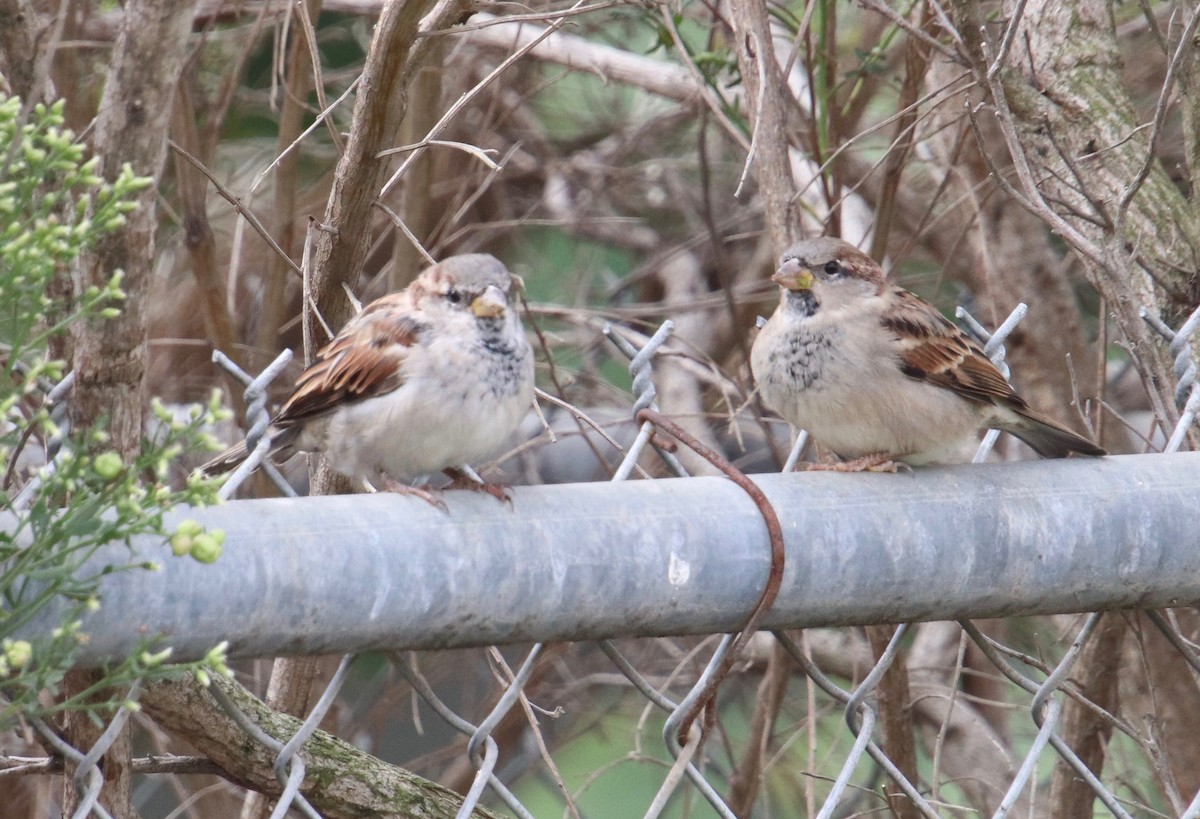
[6,303,1200,818]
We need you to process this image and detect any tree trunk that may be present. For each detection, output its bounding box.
[726,0,800,256]
[865,625,922,819]
[1046,612,1126,819]
[63,1,200,816]
[924,54,1102,447]
[952,0,1200,439]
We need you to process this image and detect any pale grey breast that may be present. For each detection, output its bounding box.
[768,324,840,391]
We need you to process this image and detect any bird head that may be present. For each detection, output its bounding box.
[773,237,886,301]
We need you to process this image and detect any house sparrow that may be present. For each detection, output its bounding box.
[750,237,1104,470]
[203,253,535,500]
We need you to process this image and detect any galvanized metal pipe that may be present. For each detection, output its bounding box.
[15,452,1200,663]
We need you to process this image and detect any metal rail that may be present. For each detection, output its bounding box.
[15,452,1200,664]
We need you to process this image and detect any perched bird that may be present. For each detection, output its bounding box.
[203,253,535,501]
[750,237,1105,471]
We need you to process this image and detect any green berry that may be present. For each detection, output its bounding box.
[190,533,223,564]
[3,640,32,670]
[92,451,122,480]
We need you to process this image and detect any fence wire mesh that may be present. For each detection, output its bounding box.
[4,301,1200,819]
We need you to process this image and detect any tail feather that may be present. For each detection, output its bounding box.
[199,427,300,475]
[998,409,1106,458]
[200,441,250,475]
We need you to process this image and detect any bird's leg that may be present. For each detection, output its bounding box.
[442,466,512,505]
[377,474,449,511]
[807,453,908,473]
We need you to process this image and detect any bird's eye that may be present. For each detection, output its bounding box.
[823,261,840,277]
[446,288,462,304]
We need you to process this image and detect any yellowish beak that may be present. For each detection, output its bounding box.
[768,259,816,291]
[771,258,814,291]
[471,285,506,319]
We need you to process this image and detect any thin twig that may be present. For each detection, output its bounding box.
[374,202,438,266]
[167,139,303,276]
[963,101,1103,270]
[1135,0,1170,53]
[295,0,343,153]
[986,0,1030,82]
[377,138,501,169]
[425,1,625,34]
[0,754,227,777]
[790,71,976,209]
[734,32,768,201]
[1115,3,1200,226]
[858,0,960,63]
[488,648,582,819]
[378,0,590,198]
[250,76,361,196]
[518,288,615,478]
[658,6,751,152]
[529,387,653,479]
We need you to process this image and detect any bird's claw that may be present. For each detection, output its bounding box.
[442,467,513,506]
[378,476,449,511]
[806,453,907,473]
[445,475,513,506]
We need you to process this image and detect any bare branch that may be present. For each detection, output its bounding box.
[1116,3,1200,226]
[728,0,800,254]
[465,10,698,103]
[986,0,1029,82]
[168,140,303,277]
[379,0,590,199]
[859,0,961,63]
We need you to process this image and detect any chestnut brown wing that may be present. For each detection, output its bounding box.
[880,288,1028,411]
[275,303,426,426]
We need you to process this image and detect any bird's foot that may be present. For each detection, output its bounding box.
[377,475,449,511]
[443,467,513,506]
[807,453,908,473]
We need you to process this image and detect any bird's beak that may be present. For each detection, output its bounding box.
[471,285,507,318]
[772,258,814,291]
